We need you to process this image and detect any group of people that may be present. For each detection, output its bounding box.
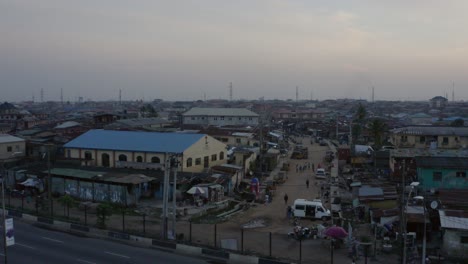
[295,162,315,173]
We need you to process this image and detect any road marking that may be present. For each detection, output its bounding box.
[16,243,36,250]
[104,251,130,259]
[41,236,64,243]
[77,259,97,264]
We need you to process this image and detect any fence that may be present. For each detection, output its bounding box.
[5,192,349,264]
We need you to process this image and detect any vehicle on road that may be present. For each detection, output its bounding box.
[315,168,327,179]
[292,199,331,221]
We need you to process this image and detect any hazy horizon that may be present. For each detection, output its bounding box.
[2,1,468,102]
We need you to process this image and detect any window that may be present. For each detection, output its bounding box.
[228,118,232,121]
[433,172,442,182]
[186,158,192,167]
[84,151,92,160]
[456,171,466,178]
[295,205,305,210]
[211,154,217,161]
[191,117,195,120]
[461,236,468,244]
[442,137,449,145]
[195,158,201,165]
[236,138,241,144]
[6,146,12,152]
[238,117,241,120]
[221,116,224,120]
[401,135,408,142]
[136,156,143,163]
[15,145,20,151]
[118,154,127,161]
[249,117,252,121]
[214,117,217,120]
[219,152,224,160]
[220,138,228,142]
[151,157,160,163]
[419,136,425,144]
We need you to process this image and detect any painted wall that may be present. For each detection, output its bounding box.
[51,177,132,205]
[66,135,226,173]
[417,168,468,190]
[182,135,227,173]
[0,140,26,159]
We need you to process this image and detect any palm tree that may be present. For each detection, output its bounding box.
[368,118,387,149]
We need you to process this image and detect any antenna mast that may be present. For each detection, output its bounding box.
[296,86,299,102]
[229,82,233,101]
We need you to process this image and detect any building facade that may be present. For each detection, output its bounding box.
[390,126,468,149]
[63,130,227,173]
[182,107,259,127]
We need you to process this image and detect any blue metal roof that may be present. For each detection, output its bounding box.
[64,129,204,153]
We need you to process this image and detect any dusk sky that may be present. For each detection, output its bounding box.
[2,1,468,102]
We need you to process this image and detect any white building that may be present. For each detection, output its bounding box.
[182,107,259,127]
[0,134,26,161]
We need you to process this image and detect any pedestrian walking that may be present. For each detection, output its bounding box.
[284,193,289,205]
[306,179,309,188]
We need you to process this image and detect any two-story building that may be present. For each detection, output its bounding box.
[182,107,259,127]
[63,129,227,173]
[390,126,468,149]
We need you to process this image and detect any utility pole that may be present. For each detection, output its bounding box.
[161,153,170,240]
[1,162,7,263]
[47,144,52,215]
[400,160,407,264]
[171,155,179,240]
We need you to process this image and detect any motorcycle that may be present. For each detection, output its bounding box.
[288,226,312,240]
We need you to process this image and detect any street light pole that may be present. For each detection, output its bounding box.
[1,165,7,263]
[414,195,426,264]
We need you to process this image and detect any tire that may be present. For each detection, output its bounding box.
[321,216,328,221]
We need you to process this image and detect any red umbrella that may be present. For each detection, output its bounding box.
[324,226,348,239]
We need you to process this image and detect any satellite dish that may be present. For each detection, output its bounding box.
[430,200,439,210]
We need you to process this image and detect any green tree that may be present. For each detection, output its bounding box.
[57,194,77,218]
[352,103,367,144]
[368,118,388,149]
[140,104,158,117]
[96,202,113,229]
[451,118,464,127]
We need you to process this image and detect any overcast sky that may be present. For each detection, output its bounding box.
[2,0,468,102]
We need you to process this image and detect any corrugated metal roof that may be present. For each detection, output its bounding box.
[415,156,468,169]
[391,126,468,136]
[439,209,468,230]
[182,107,258,117]
[64,129,204,153]
[0,134,25,144]
[48,168,103,179]
[54,121,81,129]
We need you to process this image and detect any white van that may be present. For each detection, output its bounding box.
[292,199,331,221]
[315,168,326,179]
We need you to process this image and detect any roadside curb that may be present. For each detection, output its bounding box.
[5,209,291,264]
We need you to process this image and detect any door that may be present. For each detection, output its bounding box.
[305,205,316,218]
[315,206,326,219]
[204,156,209,168]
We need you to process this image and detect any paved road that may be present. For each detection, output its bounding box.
[3,220,212,264]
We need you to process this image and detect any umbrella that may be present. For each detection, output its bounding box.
[324,226,348,239]
[186,186,205,195]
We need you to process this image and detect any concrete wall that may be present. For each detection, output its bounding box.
[417,167,468,190]
[443,229,468,259]
[0,140,26,160]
